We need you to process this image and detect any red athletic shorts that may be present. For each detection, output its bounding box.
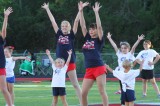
[67,63,76,72]
[0,68,6,76]
[84,65,107,80]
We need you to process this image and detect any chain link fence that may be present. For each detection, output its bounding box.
[13,53,160,78]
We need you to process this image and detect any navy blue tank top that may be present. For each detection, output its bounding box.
[0,36,6,68]
[55,29,76,63]
[82,33,104,68]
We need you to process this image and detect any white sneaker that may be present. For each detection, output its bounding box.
[142,94,147,98]
[5,104,15,106]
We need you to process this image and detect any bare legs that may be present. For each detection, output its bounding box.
[67,70,82,105]
[82,74,108,106]
[0,75,12,106]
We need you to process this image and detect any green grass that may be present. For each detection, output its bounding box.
[0,81,160,106]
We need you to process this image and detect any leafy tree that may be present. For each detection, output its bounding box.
[0,0,159,52]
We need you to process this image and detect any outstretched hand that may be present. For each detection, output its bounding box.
[78,1,89,11]
[107,32,112,39]
[105,64,113,73]
[105,64,109,69]
[4,7,13,16]
[138,34,145,41]
[67,50,72,55]
[83,2,89,8]
[46,49,51,55]
[93,2,102,12]
[41,2,49,9]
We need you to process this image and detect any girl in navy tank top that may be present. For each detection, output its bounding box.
[79,2,108,106]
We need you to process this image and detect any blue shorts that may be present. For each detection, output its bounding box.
[121,89,136,102]
[52,87,66,96]
[6,76,15,83]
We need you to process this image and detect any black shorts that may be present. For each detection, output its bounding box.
[52,87,66,96]
[121,89,136,102]
[141,69,154,79]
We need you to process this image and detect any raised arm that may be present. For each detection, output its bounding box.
[12,56,29,61]
[1,7,13,39]
[42,3,59,33]
[107,32,118,52]
[79,1,89,37]
[130,34,145,54]
[93,2,103,40]
[46,49,55,64]
[65,50,72,66]
[72,5,80,34]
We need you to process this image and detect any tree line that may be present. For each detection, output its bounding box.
[0,0,160,53]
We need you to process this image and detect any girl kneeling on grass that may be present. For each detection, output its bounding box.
[106,60,143,106]
[46,49,72,106]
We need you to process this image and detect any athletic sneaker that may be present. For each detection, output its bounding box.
[115,90,121,94]
[142,94,147,98]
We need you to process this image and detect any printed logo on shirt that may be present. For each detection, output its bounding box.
[141,53,148,59]
[120,57,133,62]
[54,69,61,75]
[120,57,126,61]
[58,35,69,44]
[82,40,95,50]
[117,67,121,71]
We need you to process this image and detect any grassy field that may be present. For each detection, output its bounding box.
[0,81,160,106]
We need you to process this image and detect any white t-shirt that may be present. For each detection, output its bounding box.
[113,67,140,92]
[136,49,158,70]
[116,50,135,67]
[51,64,68,87]
[5,57,15,78]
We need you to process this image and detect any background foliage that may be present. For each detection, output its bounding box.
[0,0,160,52]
